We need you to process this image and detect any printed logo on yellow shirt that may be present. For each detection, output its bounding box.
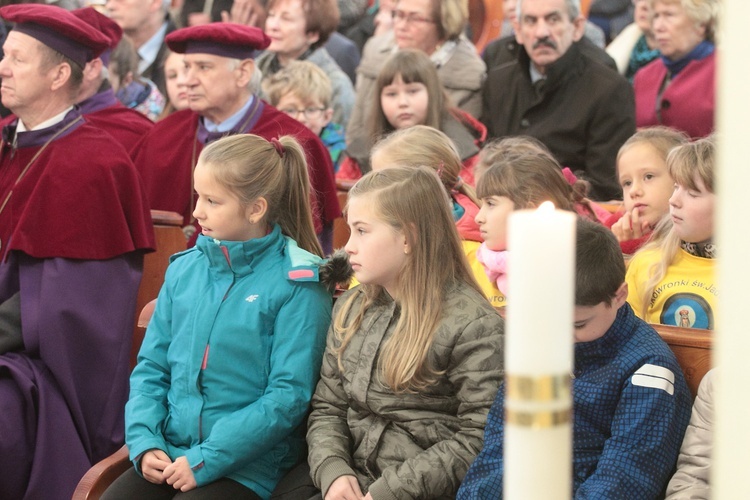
[660,293,714,329]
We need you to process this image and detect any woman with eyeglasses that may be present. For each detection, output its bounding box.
[633,0,719,139]
[255,0,355,127]
[345,0,486,175]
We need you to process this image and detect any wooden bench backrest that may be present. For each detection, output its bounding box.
[652,323,713,399]
[130,210,186,369]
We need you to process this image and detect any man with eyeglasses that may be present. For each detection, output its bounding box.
[481,0,635,201]
[131,23,340,253]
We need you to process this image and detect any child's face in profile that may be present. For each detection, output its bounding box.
[669,175,715,243]
[380,74,429,130]
[573,284,627,343]
[276,92,332,137]
[192,161,261,242]
[618,143,674,228]
[164,52,189,111]
[475,195,514,251]
[345,194,409,297]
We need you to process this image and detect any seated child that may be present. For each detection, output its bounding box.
[476,136,610,222]
[666,368,716,499]
[304,167,504,499]
[458,218,693,499]
[474,148,579,301]
[102,135,342,499]
[607,127,689,255]
[262,61,346,173]
[109,35,165,121]
[370,125,504,308]
[626,137,716,329]
[340,49,485,182]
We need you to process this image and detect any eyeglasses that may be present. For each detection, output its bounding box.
[391,9,436,25]
[279,107,326,120]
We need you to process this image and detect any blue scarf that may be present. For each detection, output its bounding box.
[661,40,714,77]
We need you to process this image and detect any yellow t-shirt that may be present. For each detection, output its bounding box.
[626,248,716,329]
[463,240,506,309]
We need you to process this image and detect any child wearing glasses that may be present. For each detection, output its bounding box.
[263,61,347,173]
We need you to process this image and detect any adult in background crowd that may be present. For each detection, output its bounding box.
[634,0,718,138]
[588,0,634,41]
[73,7,155,151]
[106,0,177,97]
[346,0,486,155]
[132,23,341,253]
[606,0,660,81]
[485,0,619,70]
[0,5,154,498]
[256,0,355,126]
[482,0,634,201]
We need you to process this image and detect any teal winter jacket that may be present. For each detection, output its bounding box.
[125,225,332,498]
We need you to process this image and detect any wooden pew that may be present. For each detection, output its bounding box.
[333,179,355,251]
[652,323,713,399]
[129,210,186,369]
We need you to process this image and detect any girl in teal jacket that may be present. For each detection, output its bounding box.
[103,135,335,500]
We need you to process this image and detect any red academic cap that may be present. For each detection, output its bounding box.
[0,4,109,68]
[166,23,270,59]
[72,7,123,50]
[71,7,123,65]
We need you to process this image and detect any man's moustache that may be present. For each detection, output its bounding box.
[533,39,557,49]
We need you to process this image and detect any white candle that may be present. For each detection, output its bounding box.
[714,0,750,493]
[504,201,575,499]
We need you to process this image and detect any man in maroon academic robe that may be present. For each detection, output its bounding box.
[132,23,341,252]
[0,5,154,499]
[73,6,154,155]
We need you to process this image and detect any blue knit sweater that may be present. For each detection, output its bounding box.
[458,304,692,499]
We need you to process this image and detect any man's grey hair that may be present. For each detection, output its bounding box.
[517,0,581,21]
[227,57,263,92]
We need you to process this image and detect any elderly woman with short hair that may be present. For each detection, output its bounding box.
[345,0,486,160]
[255,0,355,127]
[634,0,719,138]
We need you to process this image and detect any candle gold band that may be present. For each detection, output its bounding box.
[506,408,571,428]
[506,374,571,402]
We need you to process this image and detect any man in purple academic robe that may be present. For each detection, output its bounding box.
[73,7,154,156]
[0,5,155,499]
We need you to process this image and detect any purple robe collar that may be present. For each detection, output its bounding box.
[3,108,84,149]
[196,96,265,145]
[77,88,119,115]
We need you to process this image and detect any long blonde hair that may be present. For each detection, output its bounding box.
[334,167,481,392]
[371,125,481,207]
[199,134,323,257]
[637,136,715,315]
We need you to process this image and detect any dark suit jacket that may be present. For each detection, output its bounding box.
[481,43,634,201]
[140,15,177,98]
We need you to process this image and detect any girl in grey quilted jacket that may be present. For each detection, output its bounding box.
[307,167,505,500]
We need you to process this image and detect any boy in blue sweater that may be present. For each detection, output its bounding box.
[458,218,692,499]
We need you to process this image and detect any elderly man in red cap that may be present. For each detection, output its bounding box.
[73,6,154,155]
[132,22,340,252]
[0,4,154,499]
